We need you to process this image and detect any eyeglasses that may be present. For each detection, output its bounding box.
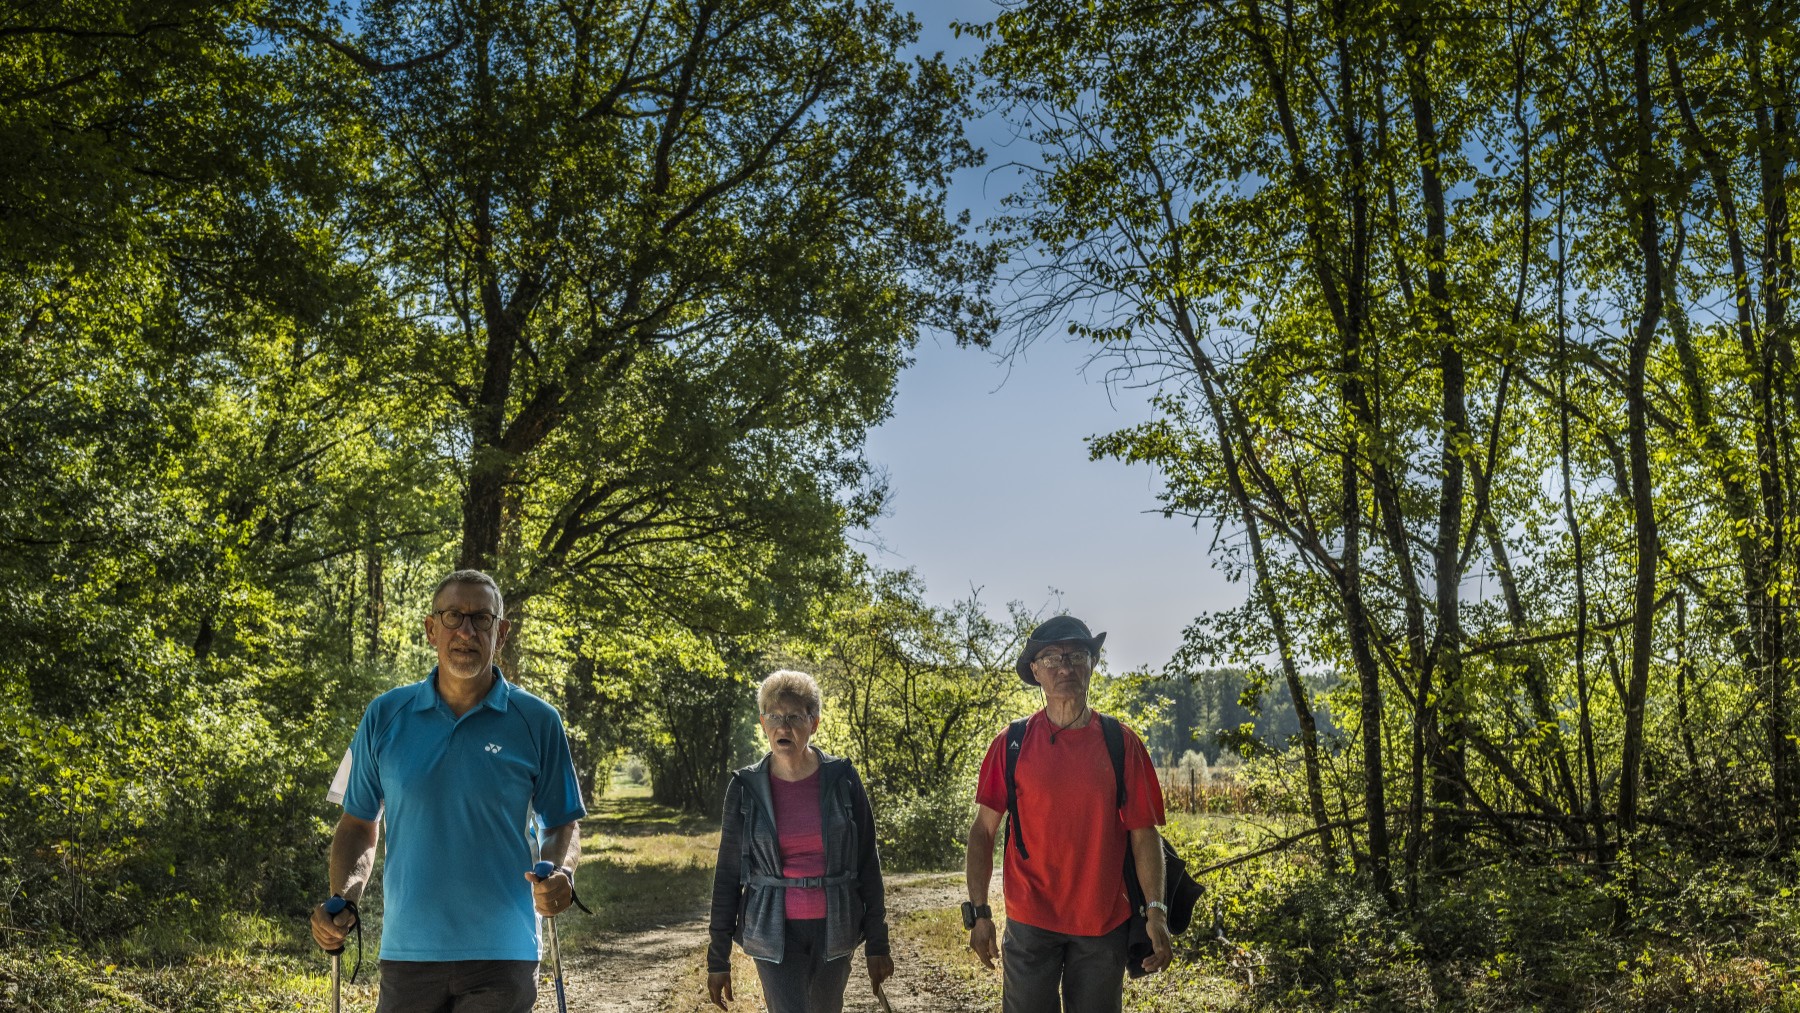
[760,711,814,727]
[1031,649,1092,670]
[432,608,501,632]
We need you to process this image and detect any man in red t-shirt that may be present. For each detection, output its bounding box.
[963,616,1172,1012]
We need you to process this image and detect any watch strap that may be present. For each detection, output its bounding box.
[961,901,993,928]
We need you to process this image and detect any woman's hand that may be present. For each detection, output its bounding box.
[707,971,733,1010]
[867,954,894,986]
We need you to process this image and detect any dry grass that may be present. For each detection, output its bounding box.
[661,943,774,1013]
[1156,770,1260,817]
[901,882,1249,1013]
[899,903,1006,1009]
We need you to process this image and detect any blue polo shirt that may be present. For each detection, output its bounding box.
[341,668,586,962]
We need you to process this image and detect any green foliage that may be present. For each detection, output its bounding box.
[5,0,994,952]
[870,778,975,873]
[316,0,997,627]
[1180,849,1800,1012]
[806,565,1036,801]
[976,0,1800,973]
[0,945,307,1013]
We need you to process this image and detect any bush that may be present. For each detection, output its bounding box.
[0,941,327,1013]
[619,757,647,784]
[0,656,377,943]
[1178,749,1211,785]
[1175,841,1800,1012]
[873,780,972,872]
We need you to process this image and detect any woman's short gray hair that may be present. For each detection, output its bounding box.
[758,670,822,716]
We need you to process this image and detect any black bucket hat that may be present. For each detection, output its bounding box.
[1014,615,1107,686]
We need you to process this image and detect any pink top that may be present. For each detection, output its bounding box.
[770,766,827,919]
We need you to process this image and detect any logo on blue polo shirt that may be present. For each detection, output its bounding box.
[485,743,503,754]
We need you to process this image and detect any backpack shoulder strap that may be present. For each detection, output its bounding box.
[1099,713,1126,812]
[1003,717,1030,860]
[729,772,755,884]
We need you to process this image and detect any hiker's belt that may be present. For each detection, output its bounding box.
[748,873,857,889]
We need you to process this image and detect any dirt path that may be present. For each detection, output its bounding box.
[538,872,993,1013]
[841,872,995,1013]
[541,917,711,1013]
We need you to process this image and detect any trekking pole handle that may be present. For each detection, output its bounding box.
[533,861,556,882]
[323,895,348,955]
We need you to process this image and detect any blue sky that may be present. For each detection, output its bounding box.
[860,0,1245,673]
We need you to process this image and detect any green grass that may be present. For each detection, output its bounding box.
[0,791,720,1013]
[0,917,362,1013]
[902,884,1245,1012]
[560,794,723,946]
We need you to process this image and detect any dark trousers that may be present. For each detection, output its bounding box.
[1001,918,1128,1013]
[375,959,537,1013]
[753,918,854,1013]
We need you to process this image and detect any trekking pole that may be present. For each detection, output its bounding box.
[323,895,349,1013]
[533,861,569,1013]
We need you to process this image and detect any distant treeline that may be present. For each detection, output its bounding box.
[1110,668,1342,770]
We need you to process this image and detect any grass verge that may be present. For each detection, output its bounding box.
[558,791,722,948]
[0,912,366,1013]
[902,890,1243,1013]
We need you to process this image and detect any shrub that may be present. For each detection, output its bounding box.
[873,780,972,872]
[1178,749,1211,785]
[619,757,647,784]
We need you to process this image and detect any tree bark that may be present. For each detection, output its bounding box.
[1617,0,1665,923]
[1400,10,1468,880]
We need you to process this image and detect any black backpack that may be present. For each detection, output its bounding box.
[1002,714,1204,976]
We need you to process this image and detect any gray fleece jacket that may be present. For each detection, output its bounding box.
[706,749,890,971]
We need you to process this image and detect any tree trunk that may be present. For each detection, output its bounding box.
[1195,364,1337,860]
[1400,12,1467,881]
[1617,0,1664,924]
[364,523,385,666]
[1555,149,1606,856]
[1749,30,1797,850]
[565,646,601,804]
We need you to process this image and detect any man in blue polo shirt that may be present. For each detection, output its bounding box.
[311,569,587,1013]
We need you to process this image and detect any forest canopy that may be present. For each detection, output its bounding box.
[7,0,1800,1007]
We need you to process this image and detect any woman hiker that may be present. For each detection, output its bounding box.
[706,670,894,1012]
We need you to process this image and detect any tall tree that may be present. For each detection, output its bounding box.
[305,0,996,635]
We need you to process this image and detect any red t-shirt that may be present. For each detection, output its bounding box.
[770,767,827,919]
[974,710,1165,936]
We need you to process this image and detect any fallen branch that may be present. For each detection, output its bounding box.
[1189,814,1370,878]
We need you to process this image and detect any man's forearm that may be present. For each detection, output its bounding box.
[330,814,380,902]
[541,820,581,873]
[1129,827,1165,906]
[965,823,996,905]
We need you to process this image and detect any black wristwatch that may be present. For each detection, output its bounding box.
[961,901,992,929]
